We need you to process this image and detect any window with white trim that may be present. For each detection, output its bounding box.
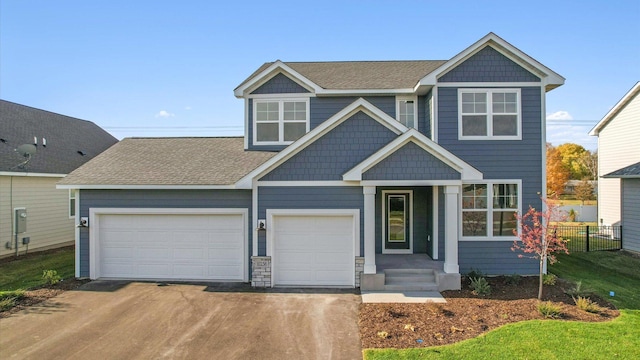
[254,99,309,144]
[396,96,417,129]
[69,190,76,218]
[462,182,519,239]
[459,89,520,140]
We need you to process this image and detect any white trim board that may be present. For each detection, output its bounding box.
[88,208,249,281]
[1,172,66,178]
[57,184,237,190]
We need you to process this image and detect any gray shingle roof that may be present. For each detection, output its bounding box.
[603,161,640,178]
[237,60,448,91]
[0,100,118,174]
[58,137,277,186]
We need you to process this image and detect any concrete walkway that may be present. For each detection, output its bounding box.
[361,291,446,303]
[0,281,362,360]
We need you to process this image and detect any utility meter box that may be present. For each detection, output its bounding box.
[15,209,27,234]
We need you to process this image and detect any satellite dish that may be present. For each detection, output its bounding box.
[16,144,37,157]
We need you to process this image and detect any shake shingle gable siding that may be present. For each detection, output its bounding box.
[250,73,310,94]
[259,112,397,181]
[362,142,461,181]
[439,46,541,83]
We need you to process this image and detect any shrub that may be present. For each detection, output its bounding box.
[466,269,485,279]
[470,277,491,296]
[538,301,562,318]
[564,281,593,297]
[573,296,601,313]
[505,274,522,286]
[42,270,61,285]
[543,273,557,286]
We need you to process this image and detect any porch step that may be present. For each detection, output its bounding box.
[383,269,438,292]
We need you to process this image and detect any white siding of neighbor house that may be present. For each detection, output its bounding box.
[0,176,75,257]
[598,91,640,226]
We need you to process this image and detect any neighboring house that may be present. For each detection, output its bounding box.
[589,82,640,228]
[58,33,564,290]
[0,100,117,258]
[602,162,640,252]
[563,179,597,196]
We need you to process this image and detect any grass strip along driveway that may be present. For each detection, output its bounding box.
[0,247,75,311]
[364,251,640,359]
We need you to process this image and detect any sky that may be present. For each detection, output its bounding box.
[1,1,639,151]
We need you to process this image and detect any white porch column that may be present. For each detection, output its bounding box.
[444,185,460,273]
[363,186,376,274]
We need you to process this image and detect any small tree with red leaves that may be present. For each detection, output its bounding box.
[512,197,569,300]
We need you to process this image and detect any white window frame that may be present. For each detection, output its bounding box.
[458,89,521,140]
[460,180,522,241]
[396,95,418,130]
[69,189,76,218]
[252,97,310,146]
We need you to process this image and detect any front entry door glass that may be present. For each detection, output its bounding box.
[385,192,411,250]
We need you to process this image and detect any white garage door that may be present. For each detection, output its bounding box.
[96,212,245,281]
[272,215,355,287]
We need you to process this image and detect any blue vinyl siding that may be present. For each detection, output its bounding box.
[257,186,364,256]
[250,73,310,94]
[439,46,540,83]
[418,94,431,138]
[459,241,538,275]
[77,189,252,278]
[375,187,432,254]
[622,179,640,252]
[363,142,460,181]
[260,111,397,181]
[437,86,543,213]
[310,96,396,129]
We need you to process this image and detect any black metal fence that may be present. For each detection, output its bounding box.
[554,225,622,253]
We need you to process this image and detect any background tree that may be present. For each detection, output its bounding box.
[512,198,569,300]
[574,179,595,204]
[546,144,570,196]
[556,143,588,179]
[579,150,598,181]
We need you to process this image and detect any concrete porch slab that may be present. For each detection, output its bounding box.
[361,291,446,304]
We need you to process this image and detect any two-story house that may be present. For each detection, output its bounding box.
[58,33,564,290]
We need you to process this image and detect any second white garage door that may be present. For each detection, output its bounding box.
[271,212,357,287]
[93,210,246,281]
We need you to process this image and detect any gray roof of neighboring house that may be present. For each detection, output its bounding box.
[0,100,118,174]
[237,60,448,90]
[603,161,640,178]
[58,137,277,186]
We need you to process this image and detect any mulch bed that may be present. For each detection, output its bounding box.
[359,276,619,349]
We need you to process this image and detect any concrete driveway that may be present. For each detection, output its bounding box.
[0,282,362,360]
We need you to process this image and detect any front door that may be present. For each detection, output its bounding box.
[383,190,412,253]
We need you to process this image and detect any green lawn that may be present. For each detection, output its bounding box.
[364,251,640,359]
[0,247,75,291]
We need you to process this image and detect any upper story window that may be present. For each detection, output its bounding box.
[69,190,76,218]
[458,89,521,140]
[396,96,417,129]
[254,98,309,145]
